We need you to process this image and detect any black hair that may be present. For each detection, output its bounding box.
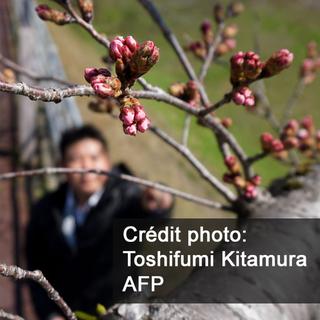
[59,124,108,159]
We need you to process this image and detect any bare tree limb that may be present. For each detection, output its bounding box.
[182,114,192,146]
[0,264,76,320]
[0,53,72,86]
[0,309,24,320]
[0,167,232,210]
[198,92,232,116]
[150,126,236,203]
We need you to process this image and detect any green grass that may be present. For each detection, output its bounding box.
[43,0,320,185]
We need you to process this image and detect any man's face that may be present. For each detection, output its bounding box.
[63,138,111,198]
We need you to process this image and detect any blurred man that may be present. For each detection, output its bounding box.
[26,125,173,320]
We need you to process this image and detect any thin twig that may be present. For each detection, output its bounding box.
[199,92,232,116]
[247,151,269,164]
[182,114,192,146]
[137,0,210,107]
[199,22,225,82]
[281,79,305,127]
[0,167,232,210]
[150,126,236,203]
[0,309,24,320]
[0,264,76,320]
[0,53,72,86]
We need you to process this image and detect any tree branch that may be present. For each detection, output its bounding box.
[0,167,232,210]
[0,309,24,320]
[0,264,76,320]
[199,22,225,82]
[0,53,72,86]
[150,126,236,203]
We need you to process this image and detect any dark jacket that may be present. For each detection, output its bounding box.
[26,164,172,319]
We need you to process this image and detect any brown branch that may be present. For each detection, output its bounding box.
[0,264,76,320]
[198,92,232,116]
[0,167,232,210]
[0,53,72,86]
[199,22,225,82]
[0,309,24,320]
[0,81,93,103]
[137,0,210,107]
[247,151,269,164]
[150,126,236,203]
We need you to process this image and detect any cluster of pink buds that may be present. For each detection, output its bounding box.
[35,5,74,25]
[118,96,150,136]
[261,115,320,161]
[187,19,239,61]
[169,80,201,107]
[77,0,94,23]
[300,41,320,85]
[230,49,294,87]
[223,155,260,200]
[232,86,255,108]
[84,68,122,98]
[109,36,159,87]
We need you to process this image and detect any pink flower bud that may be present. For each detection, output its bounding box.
[244,184,258,200]
[283,137,299,149]
[224,155,237,170]
[119,107,135,126]
[285,119,299,133]
[124,36,139,52]
[110,38,124,61]
[271,139,284,153]
[35,4,72,25]
[232,87,255,107]
[121,45,134,61]
[200,20,212,35]
[301,115,314,130]
[133,105,146,122]
[123,123,137,136]
[224,38,237,50]
[92,82,113,98]
[260,132,274,151]
[297,128,309,140]
[263,49,294,77]
[250,175,262,186]
[90,74,108,85]
[84,67,99,83]
[316,131,320,142]
[137,117,151,133]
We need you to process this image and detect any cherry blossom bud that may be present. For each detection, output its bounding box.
[109,38,124,61]
[35,4,73,25]
[133,105,146,122]
[224,155,240,174]
[119,107,135,126]
[92,76,122,98]
[216,43,230,57]
[123,123,137,136]
[306,41,318,59]
[271,139,284,153]
[230,51,262,85]
[316,131,320,142]
[169,83,186,97]
[221,117,233,128]
[130,41,160,76]
[297,128,310,140]
[283,137,299,149]
[124,36,139,52]
[223,173,235,184]
[284,119,299,134]
[232,87,255,107]
[200,20,212,35]
[223,24,239,38]
[92,83,113,98]
[224,38,237,50]
[301,115,314,130]
[262,49,294,77]
[234,176,246,188]
[77,0,93,23]
[84,67,99,83]
[250,175,261,186]
[137,117,151,133]
[121,45,134,62]
[244,184,257,200]
[228,2,245,17]
[260,132,274,151]
[213,3,225,23]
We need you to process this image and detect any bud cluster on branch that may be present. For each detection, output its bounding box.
[36,4,74,25]
[169,80,201,108]
[300,41,320,84]
[223,155,261,200]
[187,2,244,61]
